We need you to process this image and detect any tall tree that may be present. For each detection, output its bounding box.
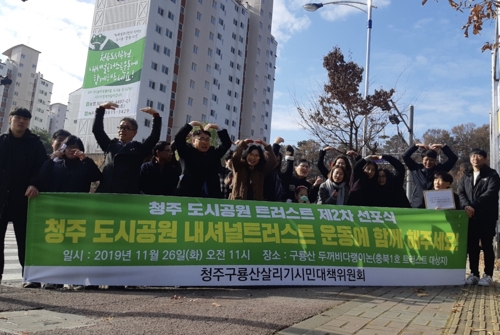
[295,47,395,154]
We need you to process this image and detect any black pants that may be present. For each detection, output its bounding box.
[467,220,496,277]
[0,204,28,280]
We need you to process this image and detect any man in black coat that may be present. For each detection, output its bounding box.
[458,149,500,286]
[0,108,47,287]
[175,121,231,198]
[402,143,458,208]
[92,102,161,194]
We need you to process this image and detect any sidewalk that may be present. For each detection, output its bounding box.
[278,265,500,335]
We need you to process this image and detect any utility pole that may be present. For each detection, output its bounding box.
[406,105,414,200]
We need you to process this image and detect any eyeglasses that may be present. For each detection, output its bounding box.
[194,137,210,142]
[117,126,136,131]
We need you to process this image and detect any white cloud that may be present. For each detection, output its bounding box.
[271,0,311,46]
[0,0,95,103]
[271,103,304,131]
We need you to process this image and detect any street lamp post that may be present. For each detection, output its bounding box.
[303,1,375,156]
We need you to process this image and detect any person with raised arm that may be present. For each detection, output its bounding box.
[230,139,277,201]
[345,151,379,206]
[402,142,457,208]
[175,121,231,198]
[263,137,286,201]
[317,146,353,182]
[372,154,411,208]
[92,102,161,194]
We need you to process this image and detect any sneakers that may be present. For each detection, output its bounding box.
[478,274,493,286]
[22,282,41,288]
[43,283,63,290]
[465,274,479,285]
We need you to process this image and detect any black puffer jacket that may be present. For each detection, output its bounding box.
[458,165,500,224]
[92,107,161,194]
[0,129,47,216]
[38,157,102,193]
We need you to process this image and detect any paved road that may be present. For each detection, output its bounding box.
[0,225,499,334]
[2,224,23,286]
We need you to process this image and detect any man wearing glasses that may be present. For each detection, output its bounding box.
[92,102,161,194]
[174,120,231,198]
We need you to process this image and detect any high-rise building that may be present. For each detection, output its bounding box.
[77,0,276,153]
[0,44,54,133]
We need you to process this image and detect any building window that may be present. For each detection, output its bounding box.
[196,12,202,20]
[232,121,236,127]
[209,32,214,40]
[205,81,210,89]
[166,29,173,38]
[186,115,192,123]
[211,16,216,24]
[195,28,200,37]
[149,81,156,89]
[207,48,213,57]
[155,25,162,34]
[144,119,151,128]
[191,62,197,71]
[203,98,208,106]
[190,80,195,89]
[147,99,154,107]
[153,43,160,52]
[188,97,193,106]
[158,6,164,16]
[168,11,174,20]
[163,47,171,56]
[160,83,166,92]
[161,65,169,74]
[193,45,198,54]
[201,114,207,122]
[151,62,158,70]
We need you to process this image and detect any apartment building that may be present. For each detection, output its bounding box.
[0,44,54,133]
[78,0,276,153]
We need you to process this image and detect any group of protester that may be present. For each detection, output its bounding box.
[0,103,498,289]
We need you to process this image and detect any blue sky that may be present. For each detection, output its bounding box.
[0,0,493,147]
[270,0,493,146]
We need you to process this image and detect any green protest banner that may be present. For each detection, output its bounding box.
[24,193,468,286]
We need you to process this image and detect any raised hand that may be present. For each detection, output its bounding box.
[99,102,119,110]
[274,137,284,144]
[188,121,204,129]
[204,123,220,131]
[346,150,359,157]
[323,146,335,151]
[254,139,268,147]
[415,143,428,149]
[140,107,160,117]
[429,143,444,150]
